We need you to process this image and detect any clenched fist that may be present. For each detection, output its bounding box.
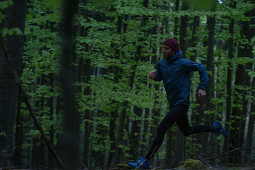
[198,89,206,99]
[149,71,156,80]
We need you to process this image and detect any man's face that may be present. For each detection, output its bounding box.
[162,45,175,59]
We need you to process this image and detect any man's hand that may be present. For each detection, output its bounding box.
[198,89,206,99]
[149,71,156,80]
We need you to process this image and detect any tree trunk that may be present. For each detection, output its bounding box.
[173,0,179,39]
[83,60,92,168]
[189,15,201,155]
[77,0,92,168]
[246,79,255,161]
[229,26,248,165]
[141,108,150,156]
[165,127,176,168]
[114,14,129,163]
[165,0,180,167]
[32,77,46,168]
[206,15,216,109]
[190,16,200,62]
[48,74,57,168]
[31,137,40,167]
[149,84,161,163]
[0,0,26,166]
[130,106,143,160]
[224,15,234,160]
[179,1,188,56]
[14,89,24,166]
[175,0,189,163]
[107,15,123,168]
[88,67,101,169]
[203,15,216,156]
[60,0,80,169]
[128,0,150,162]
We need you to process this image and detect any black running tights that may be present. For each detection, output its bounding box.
[145,104,216,160]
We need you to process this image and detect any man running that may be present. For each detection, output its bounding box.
[128,38,228,169]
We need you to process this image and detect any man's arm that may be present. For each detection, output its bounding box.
[182,59,209,90]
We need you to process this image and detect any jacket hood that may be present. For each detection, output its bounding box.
[167,50,183,63]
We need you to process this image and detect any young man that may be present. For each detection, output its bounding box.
[128,38,228,169]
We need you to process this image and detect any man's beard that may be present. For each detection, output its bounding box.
[164,54,171,59]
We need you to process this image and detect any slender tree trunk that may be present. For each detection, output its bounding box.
[60,0,80,169]
[48,74,57,168]
[202,15,216,156]
[31,137,40,167]
[78,0,92,168]
[173,0,179,40]
[189,15,201,155]
[32,79,45,167]
[141,108,150,156]
[114,14,129,163]
[206,16,216,104]
[0,0,26,166]
[176,0,189,163]
[130,106,143,160]
[246,78,255,161]
[165,127,176,168]
[129,0,150,162]
[146,8,162,165]
[229,37,246,164]
[83,61,92,168]
[107,15,123,168]
[89,67,101,169]
[14,89,24,166]
[224,15,234,160]
[179,1,188,56]
[165,0,180,167]
[190,16,200,62]
[149,84,161,163]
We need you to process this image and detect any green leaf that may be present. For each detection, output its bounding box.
[1,28,22,37]
[0,0,13,10]
[232,57,254,65]
[0,131,6,137]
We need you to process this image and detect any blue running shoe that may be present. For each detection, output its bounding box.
[213,121,229,139]
[128,157,150,169]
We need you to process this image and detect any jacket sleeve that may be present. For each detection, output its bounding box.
[154,63,162,81]
[182,59,209,90]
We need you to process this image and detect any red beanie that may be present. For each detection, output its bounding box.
[163,38,179,53]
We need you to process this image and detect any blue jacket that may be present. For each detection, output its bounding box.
[154,50,209,107]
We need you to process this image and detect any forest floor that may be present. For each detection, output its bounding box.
[111,159,255,170]
[0,167,252,170]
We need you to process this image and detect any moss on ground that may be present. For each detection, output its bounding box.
[178,159,208,170]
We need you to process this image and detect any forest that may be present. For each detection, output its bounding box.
[0,0,255,169]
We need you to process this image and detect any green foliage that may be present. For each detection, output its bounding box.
[0,131,6,137]
[187,0,218,11]
[1,28,22,37]
[0,0,13,10]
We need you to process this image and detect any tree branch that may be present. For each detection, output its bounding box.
[0,37,64,169]
[204,145,255,161]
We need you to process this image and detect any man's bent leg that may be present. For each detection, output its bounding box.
[145,104,188,160]
[176,110,216,136]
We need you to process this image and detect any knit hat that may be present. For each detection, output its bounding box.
[163,38,179,53]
